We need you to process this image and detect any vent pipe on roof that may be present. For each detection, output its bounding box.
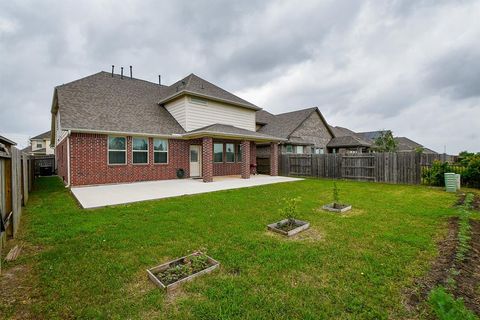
[129,66,132,79]
[111,65,114,77]
[121,67,124,79]
[158,75,161,85]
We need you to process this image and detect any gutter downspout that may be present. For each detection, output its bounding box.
[66,130,71,188]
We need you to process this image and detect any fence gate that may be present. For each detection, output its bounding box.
[341,155,376,181]
[34,155,55,176]
[256,156,270,174]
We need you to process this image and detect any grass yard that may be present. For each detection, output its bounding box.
[0,176,465,319]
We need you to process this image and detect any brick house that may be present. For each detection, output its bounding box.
[255,107,335,157]
[51,71,282,187]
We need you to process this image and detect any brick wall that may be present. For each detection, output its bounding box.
[270,142,278,176]
[70,133,197,186]
[56,138,68,184]
[202,137,213,182]
[68,133,256,186]
[241,140,251,179]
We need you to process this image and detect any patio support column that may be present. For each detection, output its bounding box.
[241,140,250,179]
[270,142,278,176]
[202,137,213,182]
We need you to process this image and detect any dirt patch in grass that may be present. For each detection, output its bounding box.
[405,217,459,310]
[0,239,47,320]
[452,219,480,314]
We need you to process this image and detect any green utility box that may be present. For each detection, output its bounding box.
[444,173,457,192]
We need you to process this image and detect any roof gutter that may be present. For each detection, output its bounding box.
[181,130,285,142]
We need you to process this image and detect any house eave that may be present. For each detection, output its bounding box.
[158,90,261,111]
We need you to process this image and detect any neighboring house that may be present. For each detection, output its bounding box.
[51,71,282,187]
[0,135,16,157]
[327,126,373,154]
[356,131,437,154]
[256,107,335,156]
[22,131,54,155]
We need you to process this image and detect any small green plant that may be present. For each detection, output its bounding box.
[428,286,478,320]
[278,197,301,230]
[456,193,474,262]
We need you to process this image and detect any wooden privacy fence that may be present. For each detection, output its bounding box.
[1,147,33,273]
[280,152,426,184]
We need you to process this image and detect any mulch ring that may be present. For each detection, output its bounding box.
[405,217,480,316]
[405,217,459,310]
[452,219,480,314]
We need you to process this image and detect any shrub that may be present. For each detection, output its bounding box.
[423,161,451,186]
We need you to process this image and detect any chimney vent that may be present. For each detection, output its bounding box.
[121,67,124,79]
[111,65,114,77]
[129,66,132,79]
[158,75,161,85]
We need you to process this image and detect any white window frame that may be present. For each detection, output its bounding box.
[132,137,149,165]
[108,136,127,165]
[225,143,235,163]
[285,144,293,153]
[153,139,169,164]
[295,146,304,154]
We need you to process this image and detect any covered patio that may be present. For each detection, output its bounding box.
[71,175,302,209]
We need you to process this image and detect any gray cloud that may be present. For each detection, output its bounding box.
[1,0,479,153]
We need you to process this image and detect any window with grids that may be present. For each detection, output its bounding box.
[133,137,148,164]
[153,139,168,164]
[108,136,126,164]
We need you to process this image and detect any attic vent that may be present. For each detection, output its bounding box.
[190,97,207,105]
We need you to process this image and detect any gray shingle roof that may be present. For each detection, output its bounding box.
[55,72,185,135]
[395,137,437,154]
[327,135,372,148]
[158,74,260,110]
[256,107,333,140]
[356,131,387,141]
[31,130,51,140]
[184,123,284,141]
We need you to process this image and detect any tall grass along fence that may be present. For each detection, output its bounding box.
[1,147,34,273]
[279,152,465,186]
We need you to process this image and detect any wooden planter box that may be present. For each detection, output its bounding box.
[322,203,352,213]
[147,252,220,292]
[267,219,310,237]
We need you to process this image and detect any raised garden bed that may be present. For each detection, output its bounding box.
[322,203,352,213]
[147,252,219,292]
[267,218,310,237]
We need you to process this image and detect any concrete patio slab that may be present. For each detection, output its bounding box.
[71,175,302,209]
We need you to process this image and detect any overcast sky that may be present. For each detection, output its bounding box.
[1,0,479,153]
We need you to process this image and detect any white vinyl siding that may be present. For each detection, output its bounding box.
[164,96,256,132]
[164,97,187,130]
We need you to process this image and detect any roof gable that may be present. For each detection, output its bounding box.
[158,74,260,110]
[54,71,185,136]
[256,107,334,139]
[31,130,51,140]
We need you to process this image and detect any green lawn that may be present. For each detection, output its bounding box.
[2,177,461,319]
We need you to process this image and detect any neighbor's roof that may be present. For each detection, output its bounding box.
[183,124,284,142]
[22,145,32,153]
[158,73,260,110]
[31,130,51,140]
[356,130,387,141]
[54,72,185,136]
[256,107,334,140]
[395,137,437,154]
[0,135,16,146]
[327,135,372,148]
